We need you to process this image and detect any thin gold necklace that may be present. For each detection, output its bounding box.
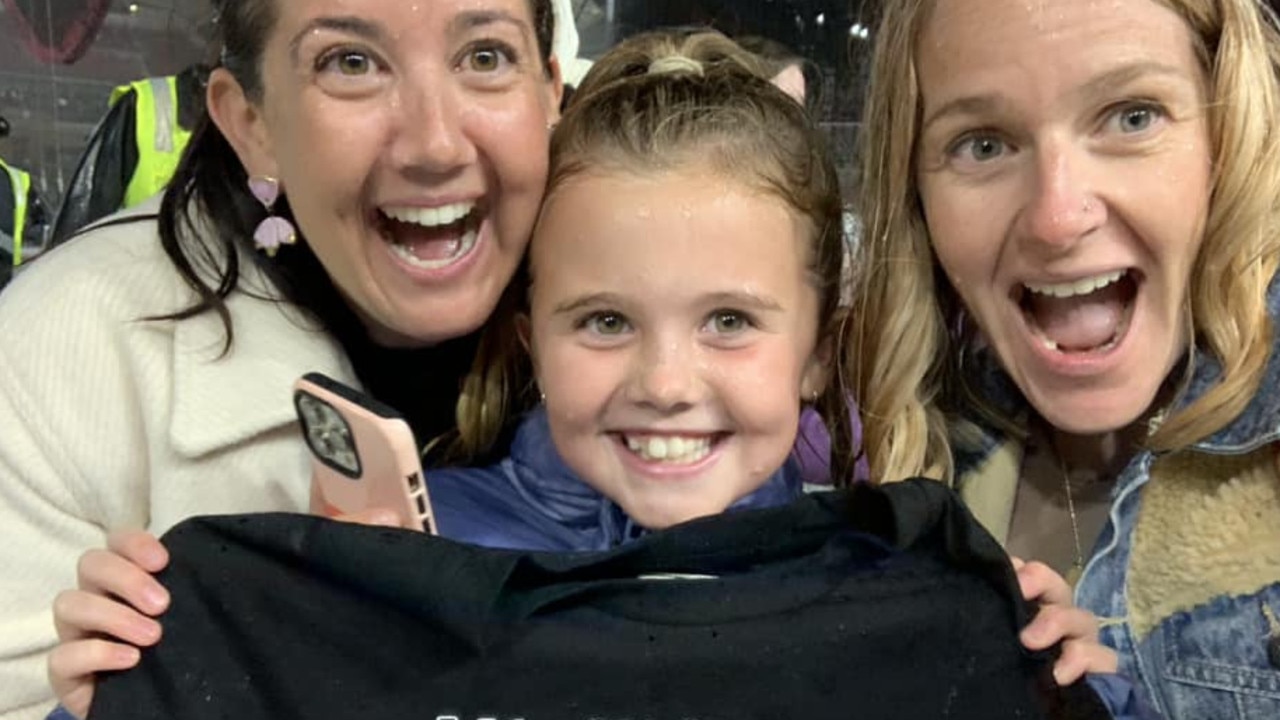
[1055,451,1086,586]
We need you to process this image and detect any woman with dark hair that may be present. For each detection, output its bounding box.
[0,1,564,717]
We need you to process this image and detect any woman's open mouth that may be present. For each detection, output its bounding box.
[1017,269,1138,355]
[377,201,482,270]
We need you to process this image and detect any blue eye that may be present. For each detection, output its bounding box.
[585,312,630,335]
[706,311,751,334]
[1114,105,1158,133]
[955,135,1005,162]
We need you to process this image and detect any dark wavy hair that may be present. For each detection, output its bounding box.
[155,0,557,350]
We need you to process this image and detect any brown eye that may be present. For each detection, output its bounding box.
[336,51,371,76]
[468,48,502,73]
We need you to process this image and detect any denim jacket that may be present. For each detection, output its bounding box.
[953,284,1280,719]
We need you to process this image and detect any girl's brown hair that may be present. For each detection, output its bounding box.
[454,30,856,482]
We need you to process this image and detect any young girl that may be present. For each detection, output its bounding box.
[425,29,849,550]
[46,30,1123,720]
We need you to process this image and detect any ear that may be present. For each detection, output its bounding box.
[800,335,834,403]
[205,67,278,179]
[544,55,565,121]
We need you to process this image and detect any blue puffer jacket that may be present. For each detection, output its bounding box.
[429,407,802,551]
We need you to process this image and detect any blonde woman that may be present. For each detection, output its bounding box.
[848,0,1280,717]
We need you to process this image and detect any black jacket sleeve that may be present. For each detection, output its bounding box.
[46,91,138,246]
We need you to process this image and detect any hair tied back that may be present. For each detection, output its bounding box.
[648,54,704,77]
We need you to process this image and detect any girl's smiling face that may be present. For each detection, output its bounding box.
[525,168,827,529]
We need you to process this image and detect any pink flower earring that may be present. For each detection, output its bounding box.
[248,176,297,257]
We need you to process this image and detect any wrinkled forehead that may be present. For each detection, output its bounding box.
[267,0,541,50]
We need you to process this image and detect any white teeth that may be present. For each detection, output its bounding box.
[624,434,713,464]
[383,201,474,227]
[1025,270,1125,299]
[388,227,478,269]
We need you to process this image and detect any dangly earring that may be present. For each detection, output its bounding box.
[248,176,297,257]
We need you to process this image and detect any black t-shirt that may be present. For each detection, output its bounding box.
[89,480,1111,720]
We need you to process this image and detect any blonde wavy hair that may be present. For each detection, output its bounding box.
[847,0,1280,484]
[446,30,856,480]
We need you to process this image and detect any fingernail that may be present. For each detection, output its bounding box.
[143,587,169,611]
[1020,628,1043,648]
[1052,666,1066,686]
[115,645,141,665]
[137,620,162,642]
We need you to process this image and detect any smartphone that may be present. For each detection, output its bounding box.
[292,372,436,534]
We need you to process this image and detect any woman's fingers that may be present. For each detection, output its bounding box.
[47,638,141,720]
[1052,634,1119,684]
[1012,557,1117,682]
[105,529,169,573]
[1021,602,1099,650]
[75,548,170,617]
[1015,559,1073,608]
[52,589,162,645]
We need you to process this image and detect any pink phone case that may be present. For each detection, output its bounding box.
[293,373,436,534]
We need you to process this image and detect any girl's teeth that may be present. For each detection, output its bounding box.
[624,435,713,464]
[1025,270,1125,299]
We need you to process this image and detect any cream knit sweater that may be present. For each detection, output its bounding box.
[0,201,357,720]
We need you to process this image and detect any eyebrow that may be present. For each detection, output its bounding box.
[920,61,1189,133]
[289,16,385,64]
[550,290,785,316]
[552,292,624,316]
[702,290,784,312]
[449,9,532,39]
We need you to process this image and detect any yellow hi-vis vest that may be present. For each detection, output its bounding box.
[1,158,30,266]
[110,76,192,208]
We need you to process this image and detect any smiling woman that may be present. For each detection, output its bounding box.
[0,0,563,718]
[848,0,1280,717]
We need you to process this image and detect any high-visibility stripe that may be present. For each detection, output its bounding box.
[1,160,30,265]
[113,76,193,207]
